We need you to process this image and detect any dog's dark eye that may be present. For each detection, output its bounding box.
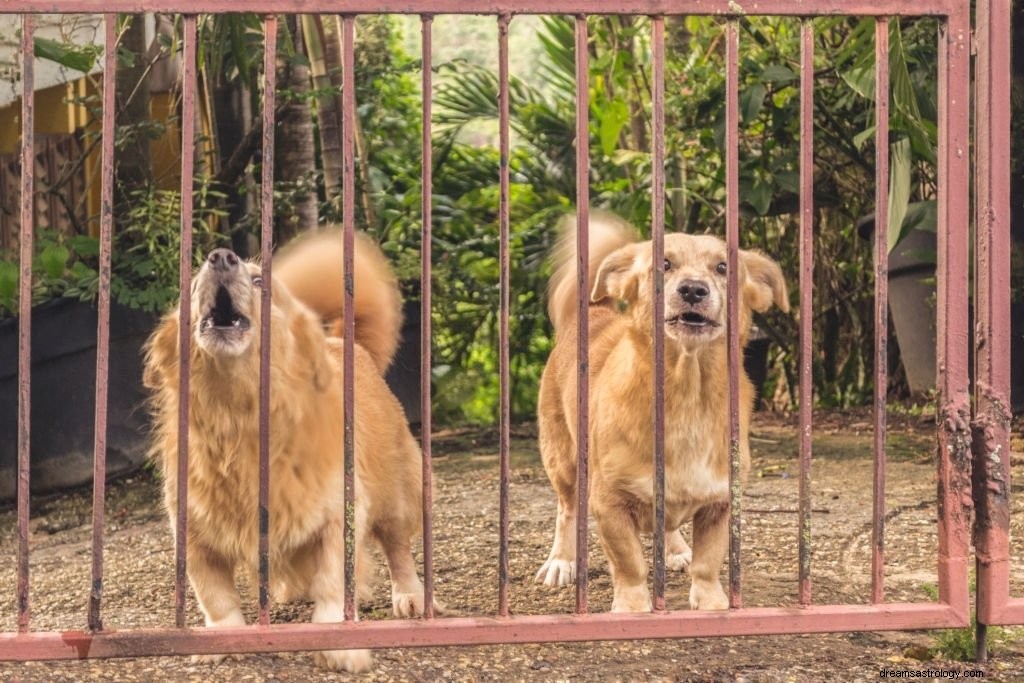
[251,275,263,287]
[715,262,727,275]
[663,259,672,272]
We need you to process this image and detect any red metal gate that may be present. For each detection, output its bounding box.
[972,0,1019,660]
[0,0,1006,663]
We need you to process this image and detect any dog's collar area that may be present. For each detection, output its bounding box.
[200,285,251,332]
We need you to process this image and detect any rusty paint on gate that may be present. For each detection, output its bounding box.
[650,14,667,613]
[972,0,1016,631]
[17,13,35,636]
[257,12,278,628]
[497,11,513,619]
[420,13,437,620]
[724,18,742,610]
[871,16,890,606]
[573,13,590,616]
[797,16,814,608]
[88,13,119,634]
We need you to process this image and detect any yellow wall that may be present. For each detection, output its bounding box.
[0,77,194,237]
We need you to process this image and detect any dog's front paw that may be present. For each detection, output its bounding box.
[315,648,373,673]
[611,584,652,613]
[689,580,729,610]
[535,558,576,587]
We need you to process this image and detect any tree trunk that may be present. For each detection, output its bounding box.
[304,15,343,220]
[114,15,152,220]
[274,15,319,240]
[211,80,254,255]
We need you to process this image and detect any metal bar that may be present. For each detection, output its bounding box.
[573,13,590,616]
[496,11,512,619]
[257,13,278,628]
[797,16,813,608]
[934,4,972,620]
[724,17,741,610]
[972,0,1013,628]
[650,14,666,613]
[88,13,118,633]
[17,12,35,636]
[0,602,968,660]
[341,13,357,622]
[420,13,436,620]
[175,13,198,630]
[870,16,889,606]
[0,1,959,16]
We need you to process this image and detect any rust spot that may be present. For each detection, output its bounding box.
[60,631,92,659]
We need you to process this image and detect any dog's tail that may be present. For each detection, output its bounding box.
[547,211,638,334]
[273,229,403,374]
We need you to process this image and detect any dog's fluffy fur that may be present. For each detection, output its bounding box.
[535,213,788,612]
[143,230,434,672]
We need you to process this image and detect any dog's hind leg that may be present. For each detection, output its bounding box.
[535,490,578,587]
[689,501,730,610]
[375,522,445,618]
[535,419,579,587]
[666,527,693,572]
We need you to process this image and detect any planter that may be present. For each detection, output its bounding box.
[383,298,423,426]
[859,215,938,397]
[0,298,155,501]
[886,226,938,395]
[744,326,772,411]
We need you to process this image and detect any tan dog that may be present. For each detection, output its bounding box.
[535,213,788,612]
[143,230,436,672]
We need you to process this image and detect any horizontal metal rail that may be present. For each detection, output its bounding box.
[0,603,968,660]
[0,1,960,16]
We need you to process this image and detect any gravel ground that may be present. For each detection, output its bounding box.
[2,410,1024,682]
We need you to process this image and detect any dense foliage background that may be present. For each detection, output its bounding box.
[7,12,1017,424]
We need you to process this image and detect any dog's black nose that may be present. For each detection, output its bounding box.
[208,248,240,272]
[677,279,710,304]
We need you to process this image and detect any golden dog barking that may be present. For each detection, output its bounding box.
[143,230,434,673]
[535,213,788,612]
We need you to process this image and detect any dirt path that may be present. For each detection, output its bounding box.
[2,411,1023,681]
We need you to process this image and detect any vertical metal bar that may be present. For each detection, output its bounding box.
[972,0,1013,629]
[724,17,742,610]
[650,14,666,613]
[573,13,590,616]
[257,13,278,628]
[935,4,972,617]
[341,13,357,622]
[797,17,814,609]
[496,12,512,619]
[871,17,889,606]
[89,13,118,633]
[420,14,436,620]
[175,13,198,629]
[17,13,35,635]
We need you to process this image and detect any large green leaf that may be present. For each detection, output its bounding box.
[887,137,913,254]
[34,37,101,73]
[598,98,629,156]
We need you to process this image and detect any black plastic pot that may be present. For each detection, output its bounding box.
[384,298,423,426]
[0,298,155,501]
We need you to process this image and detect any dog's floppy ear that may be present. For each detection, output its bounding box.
[740,250,789,313]
[142,312,180,390]
[591,243,642,304]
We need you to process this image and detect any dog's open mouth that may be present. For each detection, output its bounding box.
[199,285,251,334]
[667,311,718,329]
